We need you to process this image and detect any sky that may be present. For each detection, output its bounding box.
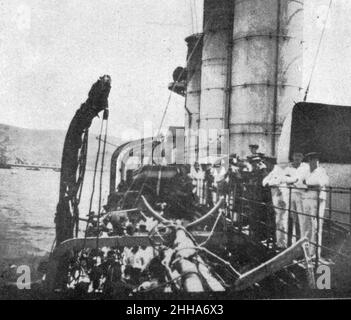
[0,0,351,140]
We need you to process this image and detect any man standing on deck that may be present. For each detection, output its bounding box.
[247,144,264,167]
[262,161,290,249]
[248,144,260,158]
[227,154,242,222]
[189,162,205,204]
[284,152,309,242]
[299,152,329,259]
[211,159,227,203]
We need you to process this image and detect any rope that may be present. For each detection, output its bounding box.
[96,109,109,249]
[81,118,104,250]
[189,0,195,34]
[49,237,57,255]
[88,119,104,217]
[74,118,105,282]
[192,0,198,33]
[77,129,89,204]
[73,129,89,237]
[199,209,223,247]
[304,0,333,102]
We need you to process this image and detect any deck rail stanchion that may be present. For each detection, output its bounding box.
[223,190,227,233]
[239,188,243,233]
[287,186,293,247]
[328,187,332,246]
[266,200,272,248]
[315,190,321,272]
[232,184,237,223]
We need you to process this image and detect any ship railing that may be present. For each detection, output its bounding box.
[191,178,208,205]
[191,178,209,205]
[199,182,351,270]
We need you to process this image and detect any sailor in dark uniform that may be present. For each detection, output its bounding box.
[239,144,266,240]
[247,144,265,166]
[227,154,243,222]
[249,144,260,157]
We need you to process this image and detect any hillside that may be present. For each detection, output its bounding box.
[0,123,122,170]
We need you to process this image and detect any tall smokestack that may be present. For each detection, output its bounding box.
[198,0,234,160]
[184,33,203,164]
[230,0,304,157]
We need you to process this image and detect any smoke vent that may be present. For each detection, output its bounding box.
[182,0,304,161]
[199,0,234,160]
[230,0,304,157]
[184,33,203,163]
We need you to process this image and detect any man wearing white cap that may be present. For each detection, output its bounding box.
[189,162,205,204]
[299,152,329,259]
[262,161,290,249]
[284,152,309,242]
[211,158,227,203]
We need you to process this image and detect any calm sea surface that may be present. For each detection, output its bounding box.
[0,168,110,269]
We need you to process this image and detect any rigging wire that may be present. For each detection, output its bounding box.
[199,209,223,247]
[76,114,108,281]
[81,118,104,246]
[73,118,104,282]
[73,129,90,237]
[192,0,198,33]
[304,0,333,102]
[88,119,104,216]
[77,130,89,204]
[96,109,109,249]
[189,0,195,34]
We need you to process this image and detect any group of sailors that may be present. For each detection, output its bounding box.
[188,144,270,205]
[263,150,329,260]
[188,144,329,260]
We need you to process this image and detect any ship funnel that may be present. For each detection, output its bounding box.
[198,0,234,161]
[185,33,203,163]
[184,0,304,162]
[230,0,304,157]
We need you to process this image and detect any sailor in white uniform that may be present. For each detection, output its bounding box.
[262,163,290,249]
[283,152,309,242]
[189,162,205,204]
[211,159,227,203]
[299,152,329,258]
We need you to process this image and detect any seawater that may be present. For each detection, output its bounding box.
[0,168,110,277]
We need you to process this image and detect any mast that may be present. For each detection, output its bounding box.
[55,75,111,245]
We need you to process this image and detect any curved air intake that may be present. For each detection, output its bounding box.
[110,141,130,194]
[110,137,160,194]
